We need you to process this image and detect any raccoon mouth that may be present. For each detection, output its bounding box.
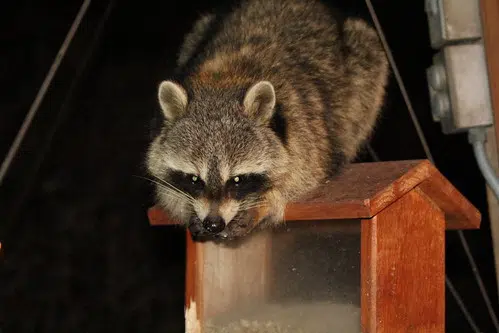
[187,216,222,240]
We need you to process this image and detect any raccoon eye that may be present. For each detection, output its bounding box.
[227,173,271,200]
[188,174,203,189]
[168,171,205,197]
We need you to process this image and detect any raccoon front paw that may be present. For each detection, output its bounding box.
[222,204,284,239]
[187,197,286,241]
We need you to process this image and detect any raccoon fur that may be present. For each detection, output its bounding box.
[146,0,389,240]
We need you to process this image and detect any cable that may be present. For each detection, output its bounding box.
[446,276,483,333]
[0,0,92,187]
[364,0,434,162]
[469,127,499,201]
[366,142,380,162]
[2,0,116,233]
[467,127,499,331]
[459,224,499,331]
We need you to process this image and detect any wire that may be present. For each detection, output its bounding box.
[0,0,92,187]
[364,1,497,331]
[468,128,499,331]
[459,224,499,331]
[446,276,483,333]
[2,0,116,232]
[366,142,380,162]
[469,127,499,201]
[364,0,434,163]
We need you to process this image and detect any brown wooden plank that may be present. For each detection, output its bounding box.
[148,160,480,229]
[480,0,499,156]
[285,160,430,220]
[417,170,481,230]
[361,210,375,333]
[185,231,203,333]
[484,127,499,295]
[148,205,180,225]
[480,0,499,294]
[361,190,445,333]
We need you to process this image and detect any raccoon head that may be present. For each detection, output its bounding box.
[146,80,288,240]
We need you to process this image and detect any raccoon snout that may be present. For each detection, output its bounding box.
[202,216,226,234]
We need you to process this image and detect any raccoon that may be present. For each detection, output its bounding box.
[146,0,389,240]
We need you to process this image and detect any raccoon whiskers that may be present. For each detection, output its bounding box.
[159,187,196,204]
[157,185,196,204]
[238,201,268,211]
[134,175,195,204]
[150,175,197,201]
[239,203,267,210]
[239,205,267,212]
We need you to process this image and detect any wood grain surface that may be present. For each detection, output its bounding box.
[361,190,445,333]
[480,0,499,155]
[185,231,203,333]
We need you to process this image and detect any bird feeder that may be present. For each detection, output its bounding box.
[148,160,480,333]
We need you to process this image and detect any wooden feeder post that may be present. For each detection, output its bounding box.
[148,160,480,333]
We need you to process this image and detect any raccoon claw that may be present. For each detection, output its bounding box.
[188,216,205,236]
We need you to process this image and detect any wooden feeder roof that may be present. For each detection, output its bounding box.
[148,160,480,230]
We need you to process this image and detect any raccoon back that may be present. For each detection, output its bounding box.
[173,0,388,195]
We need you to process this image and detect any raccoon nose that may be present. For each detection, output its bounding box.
[202,216,225,234]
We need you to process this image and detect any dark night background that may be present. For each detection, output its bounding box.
[1,0,498,332]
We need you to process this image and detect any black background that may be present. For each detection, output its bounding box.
[1,0,498,332]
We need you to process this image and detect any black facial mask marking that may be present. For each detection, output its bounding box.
[225,173,271,200]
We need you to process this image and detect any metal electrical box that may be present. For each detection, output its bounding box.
[427,42,493,134]
[425,0,482,48]
[425,0,493,134]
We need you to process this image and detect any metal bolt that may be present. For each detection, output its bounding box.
[431,92,450,121]
[429,64,447,91]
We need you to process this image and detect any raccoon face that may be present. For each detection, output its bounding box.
[147,80,288,240]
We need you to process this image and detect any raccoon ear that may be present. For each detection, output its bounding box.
[243,81,276,125]
[158,81,188,121]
